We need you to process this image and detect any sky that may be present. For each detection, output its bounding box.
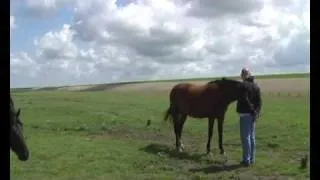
[10,0,310,88]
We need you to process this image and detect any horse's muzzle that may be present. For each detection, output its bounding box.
[18,151,29,161]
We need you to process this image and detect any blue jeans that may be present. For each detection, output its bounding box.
[240,114,256,164]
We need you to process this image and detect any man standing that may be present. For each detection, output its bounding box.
[236,68,262,166]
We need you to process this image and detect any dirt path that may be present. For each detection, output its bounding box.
[37,78,310,94]
[90,78,309,94]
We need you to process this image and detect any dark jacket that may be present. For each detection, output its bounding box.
[236,76,262,116]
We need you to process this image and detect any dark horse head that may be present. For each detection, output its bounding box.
[10,96,29,161]
[208,77,245,103]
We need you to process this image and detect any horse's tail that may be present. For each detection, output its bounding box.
[164,105,174,123]
[164,87,178,124]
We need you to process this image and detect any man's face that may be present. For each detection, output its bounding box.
[240,73,246,81]
[240,69,249,80]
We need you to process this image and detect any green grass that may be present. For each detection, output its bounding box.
[11,91,309,180]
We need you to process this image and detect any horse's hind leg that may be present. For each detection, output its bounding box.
[206,117,215,154]
[174,113,187,152]
[217,118,225,155]
[172,113,180,152]
[178,114,187,151]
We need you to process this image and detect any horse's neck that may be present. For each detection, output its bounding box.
[220,90,237,103]
[216,92,236,105]
[222,98,236,108]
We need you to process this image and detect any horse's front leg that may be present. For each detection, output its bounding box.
[206,117,215,154]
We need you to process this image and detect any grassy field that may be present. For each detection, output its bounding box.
[10,85,309,180]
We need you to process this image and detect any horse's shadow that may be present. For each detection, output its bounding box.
[139,143,206,163]
[140,143,244,173]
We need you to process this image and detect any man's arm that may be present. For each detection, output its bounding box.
[256,87,262,115]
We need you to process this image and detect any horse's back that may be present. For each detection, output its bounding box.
[171,82,219,96]
[169,82,223,117]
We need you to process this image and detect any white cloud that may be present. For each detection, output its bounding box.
[10,52,40,78]
[34,24,78,61]
[10,0,310,87]
[184,0,265,18]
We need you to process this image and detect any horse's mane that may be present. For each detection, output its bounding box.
[10,96,13,110]
[10,95,17,121]
[10,95,14,124]
[10,95,15,111]
[208,77,240,85]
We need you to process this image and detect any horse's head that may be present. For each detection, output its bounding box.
[10,99,29,161]
[214,77,244,102]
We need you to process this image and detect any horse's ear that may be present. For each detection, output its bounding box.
[17,108,21,116]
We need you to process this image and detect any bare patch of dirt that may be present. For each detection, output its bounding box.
[86,126,204,147]
[256,78,309,94]
[23,77,309,95]
[87,127,171,142]
[68,78,309,94]
[57,85,96,91]
[132,78,309,94]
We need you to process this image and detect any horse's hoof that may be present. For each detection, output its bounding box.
[176,147,183,152]
[206,152,213,157]
[222,153,229,162]
[181,144,185,150]
[220,151,226,156]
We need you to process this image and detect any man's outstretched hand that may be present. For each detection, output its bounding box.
[251,111,261,121]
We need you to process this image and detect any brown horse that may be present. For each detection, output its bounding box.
[164,78,247,155]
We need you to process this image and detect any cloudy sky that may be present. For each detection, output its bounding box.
[10,0,310,88]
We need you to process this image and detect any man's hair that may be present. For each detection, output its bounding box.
[241,68,252,78]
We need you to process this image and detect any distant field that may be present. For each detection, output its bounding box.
[10,74,310,180]
[11,73,309,93]
[144,72,309,82]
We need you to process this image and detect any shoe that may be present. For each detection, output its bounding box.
[240,161,250,167]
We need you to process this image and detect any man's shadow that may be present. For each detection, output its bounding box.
[140,143,245,173]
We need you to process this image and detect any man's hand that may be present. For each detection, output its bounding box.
[255,113,261,119]
[251,111,260,121]
[250,110,256,117]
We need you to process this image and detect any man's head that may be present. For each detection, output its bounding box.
[240,68,252,81]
